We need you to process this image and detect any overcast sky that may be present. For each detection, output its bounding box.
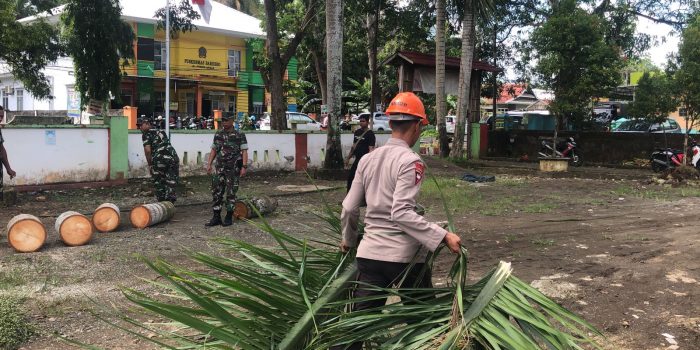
[636,17,680,68]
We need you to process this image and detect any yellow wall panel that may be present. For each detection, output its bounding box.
[237,91,249,114]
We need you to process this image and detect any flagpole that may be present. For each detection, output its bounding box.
[165,0,171,137]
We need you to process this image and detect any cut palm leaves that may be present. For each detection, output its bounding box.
[108,202,602,350]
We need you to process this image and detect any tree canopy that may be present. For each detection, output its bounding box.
[0,0,63,100]
[62,0,134,107]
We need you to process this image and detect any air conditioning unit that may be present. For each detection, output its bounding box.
[2,86,14,95]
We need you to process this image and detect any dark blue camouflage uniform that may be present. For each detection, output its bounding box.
[142,129,179,202]
[211,129,247,211]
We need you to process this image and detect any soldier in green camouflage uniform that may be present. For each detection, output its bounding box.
[205,113,248,227]
[0,106,17,198]
[138,116,180,202]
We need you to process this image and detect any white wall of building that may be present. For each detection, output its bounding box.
[0,57,76,111]
[2,127,109,185]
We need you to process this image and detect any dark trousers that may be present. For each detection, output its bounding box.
[346,155,362,192]
[331,258,433,350]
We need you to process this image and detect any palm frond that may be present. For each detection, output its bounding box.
[93,181,604,350]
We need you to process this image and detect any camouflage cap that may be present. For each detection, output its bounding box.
[136,115,153,125]
[221,113,234,122]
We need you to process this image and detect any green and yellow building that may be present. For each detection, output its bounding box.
[113,0,298,117]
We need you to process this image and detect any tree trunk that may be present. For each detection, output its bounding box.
[450,5,475,159]
[324,0,344,169]
[262,0,316,130]
[263,0,287,130]
[367,0,380,121]
[312,50,327,104]
[435,0,449,157]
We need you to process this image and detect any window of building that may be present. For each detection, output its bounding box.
[154,91,166,114]
[228,95,236,114]
[16,89,23,111]
[228,49,241,77]
[154,41,166,71]
[252,102,263,115]
[1,91,8,110]
[679,108,688,117]
[186,93,195,115]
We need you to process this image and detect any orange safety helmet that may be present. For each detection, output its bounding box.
[385,92,428,126]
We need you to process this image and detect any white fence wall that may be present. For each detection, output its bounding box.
[3,127,109,185]
[128,131,392,177]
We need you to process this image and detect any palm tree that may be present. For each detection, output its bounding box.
[436,0,450,157]
[450,0,494,159]
[324,0,344,169]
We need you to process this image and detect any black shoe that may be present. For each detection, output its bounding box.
[205,210,222,227]
[221,211,233,227]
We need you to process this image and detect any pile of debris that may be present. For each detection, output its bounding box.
[654,165,700,186]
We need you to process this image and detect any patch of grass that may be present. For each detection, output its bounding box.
[480,198,515,216]
[0,295,34,350]
[0,270,25,290]
[88,250,108,263]
[419,177,483,212]
[531,237,555,247]
[522,203,557,213]
[497,177,527,187]
[504,233,517,243]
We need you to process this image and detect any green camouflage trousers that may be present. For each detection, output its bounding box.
[152,158,179,202]
[211,167,240,211]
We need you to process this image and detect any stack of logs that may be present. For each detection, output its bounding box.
[4,196,279,253]
[4,201,175,253]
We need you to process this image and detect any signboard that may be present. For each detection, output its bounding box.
[67,87,80,118]
[180,44,226,76]
[376,103,383,112]
[45,130,56,145]
[87,99,103,115]
[320,104,328,114]
[169,101,179,111]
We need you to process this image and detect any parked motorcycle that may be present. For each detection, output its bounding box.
[538,137,583,167]
[650,148,685,172]
[651,140,700,172]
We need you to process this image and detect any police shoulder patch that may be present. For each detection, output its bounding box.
[414,162,425,185]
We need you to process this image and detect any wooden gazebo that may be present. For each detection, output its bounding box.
[383,51,501,121]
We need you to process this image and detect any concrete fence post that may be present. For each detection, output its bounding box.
[105,115,129,180]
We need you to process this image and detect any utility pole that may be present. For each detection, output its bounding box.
[165,0,171,136]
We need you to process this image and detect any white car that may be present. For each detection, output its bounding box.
[435,115,463,134]
[357,112,391,131]
[259,112,321,131]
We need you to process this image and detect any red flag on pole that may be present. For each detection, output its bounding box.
[192,0,204,5]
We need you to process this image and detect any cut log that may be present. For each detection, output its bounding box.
[6,214,46,253]
[233,196,278,219]
[55,211,94,246]
[130,201,175,229]
[92,203,121,233]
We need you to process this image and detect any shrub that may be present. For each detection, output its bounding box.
[0,296,34,350]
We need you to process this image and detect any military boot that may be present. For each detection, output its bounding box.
[221,211,234,227]
[205,210,222,227]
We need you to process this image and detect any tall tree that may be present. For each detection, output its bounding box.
[530,0,622,131]
[450,0,496,159]
[673,13,700,163]
[435,0,449,157]
[261,0,318,130]
[154,0,201,38]
[0,0,63,100]
[324,0,343,169]
[62,0,135,109]
[365,0,381,119]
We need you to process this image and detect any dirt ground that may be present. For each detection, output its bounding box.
[1,158,698,350]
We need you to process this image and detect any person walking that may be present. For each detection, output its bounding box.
[205,113,249,227]
[344,114,375,192]
[0,106,16,199]
[336,92,462,350]
[138,116,179,203]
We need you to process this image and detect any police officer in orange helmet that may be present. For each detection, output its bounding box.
[335,92,462,350]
